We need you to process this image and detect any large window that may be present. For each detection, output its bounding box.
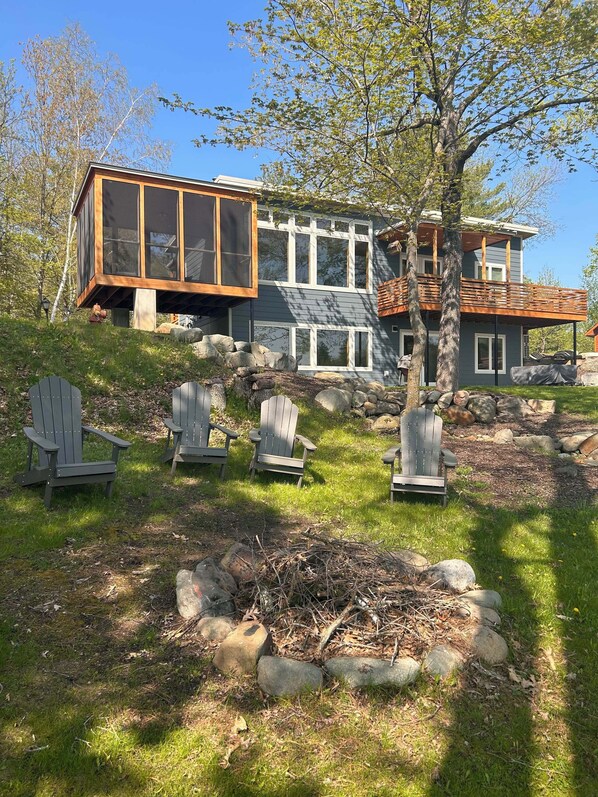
[102,180,140,276]
[254,324,290,354]
[253,324,371,370]
[400,254,442,276]
[145,186,178,280]
[475,262,505,282]
[317,329,349,366]
[183,192,215,283]
[221,199,252,287]
[257,208,371,290]
[475,333,506,374]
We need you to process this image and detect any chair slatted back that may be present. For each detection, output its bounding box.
[172,382,212,448]
[400,408,443,477]
[30,376,83,466]
[259,396,298,458]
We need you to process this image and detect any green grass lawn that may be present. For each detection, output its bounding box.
[0,316,597,797]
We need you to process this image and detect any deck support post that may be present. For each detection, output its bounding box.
[494,314,499,386]
[573,321,577,365]
[111,308,130,328]
[425,310,430,386]
[133,288,157,332]
[249,298,255,342]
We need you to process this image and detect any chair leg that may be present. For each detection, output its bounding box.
[219,462,227,480]
[296,474,303,488]
[44,482,53,509]
[170,457,178,476]
[249,467,256,483]
[105,480,114,499]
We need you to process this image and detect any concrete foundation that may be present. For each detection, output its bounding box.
[133,289,157,331]
[111,308,130,328]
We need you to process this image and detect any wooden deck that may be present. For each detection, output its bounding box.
[378,274,587,324]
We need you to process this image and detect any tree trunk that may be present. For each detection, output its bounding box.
[405,226,427,411]
[436,147,464,393]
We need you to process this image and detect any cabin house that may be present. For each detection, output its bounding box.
[74,163,588,385]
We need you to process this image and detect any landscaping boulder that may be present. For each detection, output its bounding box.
[250,342,269,367]
[365,381,386,399]
[204,334,235,354]
[375,401,403,416]
[423,645,465,679]
[493,429,514,445]
[176,569,202,619]
[195,557,238,594]
[314,372,346,381]
[453,390,470,406]
[234,341,252,352]
[191,572,235,617]
[426,390,442,404]
[249,388,275,408]
[527,399,556,414]
[213,621,272,675]
[468,626,509,664]
[437,392,454,409]
[424,559,476,593]
[392,549,430,575]
[192,338,224,365]
[325,656,420,688]
[257,656,323,696]
[559,432,595,453]
[457,602,501,628]
[170,326,204,343]
[513,435,556,455]
[225,351,257,370]
[207,381,226,412]
[460,589,502,610]
[372,414,401,432]
[315,388,352,414]
[445,406,475,426]
[221,543,265,583]
[197,616,236,643]
[467,395,497,424]
[263,351,298,372]
[579,433,598,456]
[496,396,533,418]
[352,390,368,408]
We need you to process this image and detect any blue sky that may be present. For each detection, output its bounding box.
[1,0,596,287]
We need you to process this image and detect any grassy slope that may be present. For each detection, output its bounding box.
[0,316,597,797]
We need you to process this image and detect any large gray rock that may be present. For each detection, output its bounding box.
[426,390,442,404]
[170,327,204,343]
[352,390,368,408]
[392,549,430,574]
[527,398,556,414]
[249,388,275,408]
[195,557,238,594]
[559,432,595,453]
[372,414,401,432]
[263,351,297,372]
[192,338,224,364]
[423,645,465,679]
[221,543,265,583]
[365,381,386,399]
[197,616,236,643]
[580,433,598,456]
[191,572,235,617]
[176,569,202,619]
[234,340,252,352]
[453,390,470,407]
[437,392,454,409]
[445,406,475,426]
[207,381,226,412]
[496,396,534,418]
[424,559,476,593]
[225,350,257,370]
[257,656,324,696]
[457,602,501,628]
[513,435,556,454]
[469,626,509,664]
[315,388,352,414]
[467,396,497,424]
[460,589,502,610]
[250,342,269,367]
[493,429,514,445]
[204,334,235,354]
[325,656,420,688]
[375,401,403,416]
[213,621,272,675]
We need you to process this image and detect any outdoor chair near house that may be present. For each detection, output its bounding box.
[382,407,457,507]
[162,381,239,478]
[13,376,131,509]
[248,395,317,488]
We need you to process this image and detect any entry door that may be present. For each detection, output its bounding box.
[400,330,439,384]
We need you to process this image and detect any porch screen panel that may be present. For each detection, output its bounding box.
[145,186,179,280]
[183,192,215,283]
[317,238,348,287]
[221,199,252,287]
[102,180,139,276]
[77,189,95,293]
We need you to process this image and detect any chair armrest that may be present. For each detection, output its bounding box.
[295,434,317,452]
[382,445,401,465]
[211,422,239,439]
[164,418,183,434]
[23,427,60,453]
[441,448,457,468]
[249,429,261,444]
[82,425,131,449]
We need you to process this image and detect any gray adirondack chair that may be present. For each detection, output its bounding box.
[248,395,316,487]
[162,381,238,477]
[13,376,131,509]
[382,407,456,506]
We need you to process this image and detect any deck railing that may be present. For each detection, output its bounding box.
[378,274,587,321]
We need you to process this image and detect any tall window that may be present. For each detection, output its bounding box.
[475,262,505,282]
[254,325,290,354]
[475,334,506,373]
[102,180,140,276]
[221,199,252,287]
[145,186,178,280]
[317,238,349,287]
[258,228,288,281]
[183,192,215,283]
[317,329,350,367]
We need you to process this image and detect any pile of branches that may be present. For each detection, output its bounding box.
[235,533,469,662]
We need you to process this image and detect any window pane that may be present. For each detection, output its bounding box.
[491,266,504,282]
[354,331,369,368]
[317,237,348,287]
[317,218,332,230]
[258,228,288,281]
[317,330,349,367]
[355,223,369,235]
[221,253,251,287]
[477,337,490,370]
[184,193,214,251]
[295,233,310,283]
[185,249,215,283]
[146,245,178,280]
[335,220,350,232]
[423,259,434,275]
[355,241,368,289]
[221,199,251,255]
[102,180,139,275]
[295,214,310,227]
[257,208,270,222]
[496,338,504,370]
[296,328,311,366]
[255,325,290,354]
[272,210,289,225]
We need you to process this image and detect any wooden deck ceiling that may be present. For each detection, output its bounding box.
[378,274,588,327]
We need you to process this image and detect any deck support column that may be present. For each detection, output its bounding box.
[494,314,499,387]
[249,298,255,342]
[425,310,430,386]
[133,288,156,332]
[573,321,577,365]
[111,308,130,328]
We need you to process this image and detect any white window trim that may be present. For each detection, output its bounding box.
[400,253,444,276]
[475,333,506,374]
[252,320,373,371]
[257,206,372,294]
[474,261,506,282]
